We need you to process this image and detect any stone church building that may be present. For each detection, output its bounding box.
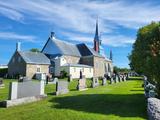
[8,21,113,79]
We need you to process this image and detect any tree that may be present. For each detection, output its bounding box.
[113,66,130,74]
[30,48,40,52]
[129,22,160,97]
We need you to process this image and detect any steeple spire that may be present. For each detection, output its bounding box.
[93,18,101,53]
[110,50,113,61]
[94,18,99,41]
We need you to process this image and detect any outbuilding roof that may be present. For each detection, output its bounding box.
[18,51,50,65]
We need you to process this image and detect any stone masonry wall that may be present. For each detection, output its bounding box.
[63,55,80,64]
[26,64,49,78]
[8,52,26,76]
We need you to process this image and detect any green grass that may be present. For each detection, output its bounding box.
[0,79,147,120]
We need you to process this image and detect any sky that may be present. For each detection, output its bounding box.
[0,0,160,68]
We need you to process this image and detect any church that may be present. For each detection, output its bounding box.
[8,21,113,79]
[42,21,113,78]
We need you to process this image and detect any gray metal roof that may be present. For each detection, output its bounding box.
[51,38,81,57]
[62,63,93,68]
[18,51,50,64]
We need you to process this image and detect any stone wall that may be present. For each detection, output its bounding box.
[147,98,160,120]
[8,52,26,76]
[26,64,49,78]
[63,55,80,64]
[93,56,105,77]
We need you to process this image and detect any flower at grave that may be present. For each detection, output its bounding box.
[145,83,156,92]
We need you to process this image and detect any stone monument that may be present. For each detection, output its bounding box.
[91,77,99,88]
[0,81,46,107]
[56,81,69,95]
[102,77,107,85]
[77,76,88,91]
[0,78,4,88]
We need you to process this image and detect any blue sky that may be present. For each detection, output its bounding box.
[0,0,160,68]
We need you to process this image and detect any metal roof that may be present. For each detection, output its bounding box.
[77,43,104,58]
[18,51,50,64]
[51,37,81,57]
[62,63,93,68]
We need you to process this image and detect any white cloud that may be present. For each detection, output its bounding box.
[0,32,36,42]
[60,31,135,47]
[0,0,159,46]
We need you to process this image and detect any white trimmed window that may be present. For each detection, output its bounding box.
[37,66,41,73]
[49,66,53,73]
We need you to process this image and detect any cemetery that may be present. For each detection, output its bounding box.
[1,1,160,120]
[0,76,147,120]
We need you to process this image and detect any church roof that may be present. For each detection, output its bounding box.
[77,43,104,58]
[53,38,81,57]
[42,37,81,57]
[42,34,107,58]
[18,51,50,64]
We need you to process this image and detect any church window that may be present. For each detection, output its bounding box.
[37,66,41,73]
[49,66,54,73]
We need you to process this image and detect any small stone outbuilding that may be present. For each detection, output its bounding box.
[8,51,50,78]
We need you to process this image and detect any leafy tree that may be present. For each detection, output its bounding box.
[129,22,160,97]
[113,66,130,73]
[30,48,40,52]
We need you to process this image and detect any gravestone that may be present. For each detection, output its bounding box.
[18,76,23,82]
[56,81,69,95]
[1,81,46,107]
[91,77,99,88]
[0,78,4,88]
[123,75,127,81]
[18,76,31,82]
[102,77,107,85]
[68,74,72,82]
[77,76,88,91]
[115,75,119,83]
[23,77,32,82]
[119,75,123,82]
[53,77,58,84]
[110,77,114,84]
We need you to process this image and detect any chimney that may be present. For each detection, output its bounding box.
[16,42,21,51]
[50,32,55,39]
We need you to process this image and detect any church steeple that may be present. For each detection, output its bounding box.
[94,19,101,53]
[110,50,113,61]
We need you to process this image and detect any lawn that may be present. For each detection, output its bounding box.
[0,79,147,120]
